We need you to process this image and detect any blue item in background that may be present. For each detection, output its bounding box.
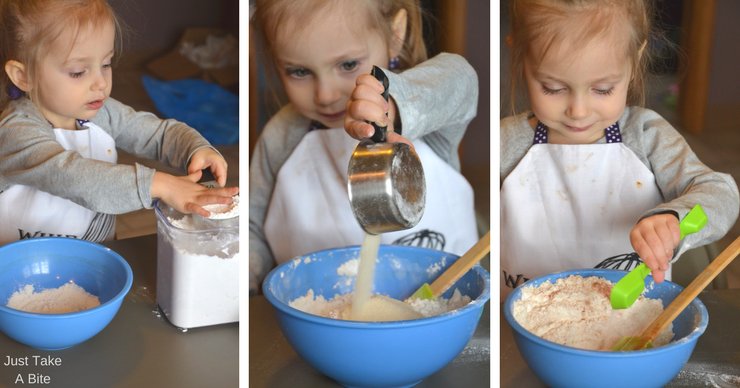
[141,75,238,145]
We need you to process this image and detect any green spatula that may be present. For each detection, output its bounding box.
[609,204,708,309]
[612,233,740,351]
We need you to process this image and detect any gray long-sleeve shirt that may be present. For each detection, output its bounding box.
[249,53,479,293]
[0,97,212,214]
[501,107,740,250]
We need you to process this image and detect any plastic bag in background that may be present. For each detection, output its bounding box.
[141,75,238,145]
[179,34,238,70]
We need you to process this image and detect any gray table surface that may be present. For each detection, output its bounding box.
[500,289,740,387]
[249,296,490,388]
[0,235,238,388]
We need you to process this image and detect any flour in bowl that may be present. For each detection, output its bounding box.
[511,275,673,351]
[6,282,100,314]
[289,289,471,321]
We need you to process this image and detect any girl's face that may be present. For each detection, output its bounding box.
[273,14,390,129]
[34,19,115,130]
[524,35,632,144]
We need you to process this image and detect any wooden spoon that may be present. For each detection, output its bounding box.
[409,231,491,300]
[613,234,740,351]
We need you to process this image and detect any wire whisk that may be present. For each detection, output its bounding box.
[594,252,643,271]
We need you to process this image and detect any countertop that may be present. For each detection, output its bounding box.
[500,289,740,387]
[249,296,490,387]
[0,235,238,388]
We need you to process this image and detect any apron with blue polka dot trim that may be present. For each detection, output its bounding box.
[533,121,623,144]
[500,119,665,300]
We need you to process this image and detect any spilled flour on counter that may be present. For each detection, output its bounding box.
[512,275,673,351]
[6,282,100,314]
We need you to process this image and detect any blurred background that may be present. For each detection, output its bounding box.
[500,0,740,288]
[109,0,239,239]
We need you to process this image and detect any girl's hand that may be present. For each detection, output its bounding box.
[630,213,681,283]
[188,147,229,187]
[345,74,413,148]
[151,170,239,217]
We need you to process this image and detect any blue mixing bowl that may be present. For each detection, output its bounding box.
[504,269,708,388]
[0,238,133,350]
[263,245,490,388]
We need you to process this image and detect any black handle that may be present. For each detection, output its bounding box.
[369,66,389,143]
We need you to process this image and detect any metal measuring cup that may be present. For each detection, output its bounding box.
[347,66,426,234]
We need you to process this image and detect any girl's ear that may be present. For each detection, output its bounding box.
[4,60,30,92]
[389,8,408,59]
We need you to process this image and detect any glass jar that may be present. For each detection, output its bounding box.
[154,200,239,329]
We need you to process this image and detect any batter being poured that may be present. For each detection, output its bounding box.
[349,233,422,321]
[288,233,471,322]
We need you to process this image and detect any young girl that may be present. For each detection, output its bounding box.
[501,0,739,296]
[0,0,238,245]
[250,0,480,294]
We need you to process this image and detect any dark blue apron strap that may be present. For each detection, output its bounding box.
[532,121,622,144]
[605,122,622,143]
[533,122,548,144]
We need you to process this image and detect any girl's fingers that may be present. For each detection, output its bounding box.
[652,269,666,283]
[655,224,677,267]
[667,216,682,248]
[186,170,203,183]
[385,131,414,148]
[632,231,660,272]
[642,230,670,271]
[347,98,388,127]
[345,121,375,139]
[356,74,385,94]
[210,163,228,187]
[185,202,209,217]
[352,84,389,110]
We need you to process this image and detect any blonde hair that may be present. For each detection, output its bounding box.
[252,0,428,71]
[508,0,655,114]
[0,0,122,108]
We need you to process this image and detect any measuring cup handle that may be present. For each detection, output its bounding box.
[369,66,390,143]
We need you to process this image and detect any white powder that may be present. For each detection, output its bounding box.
[6,282,100,314]
[169,216,195,230]
[289,288,471,321]
[406,289,471,316]
[156,245,240,328]
[156,209,239,329]
[203,194,239,219]
[289,290,353,320]
[290,253,472,321]
[512,275,673,351]
[426,259,446,277]
[337,258,359,276]
[166,195,239,230]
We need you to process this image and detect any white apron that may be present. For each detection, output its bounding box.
[501,123,664,299]
[264,128,478,263]
[0,121,117,245]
